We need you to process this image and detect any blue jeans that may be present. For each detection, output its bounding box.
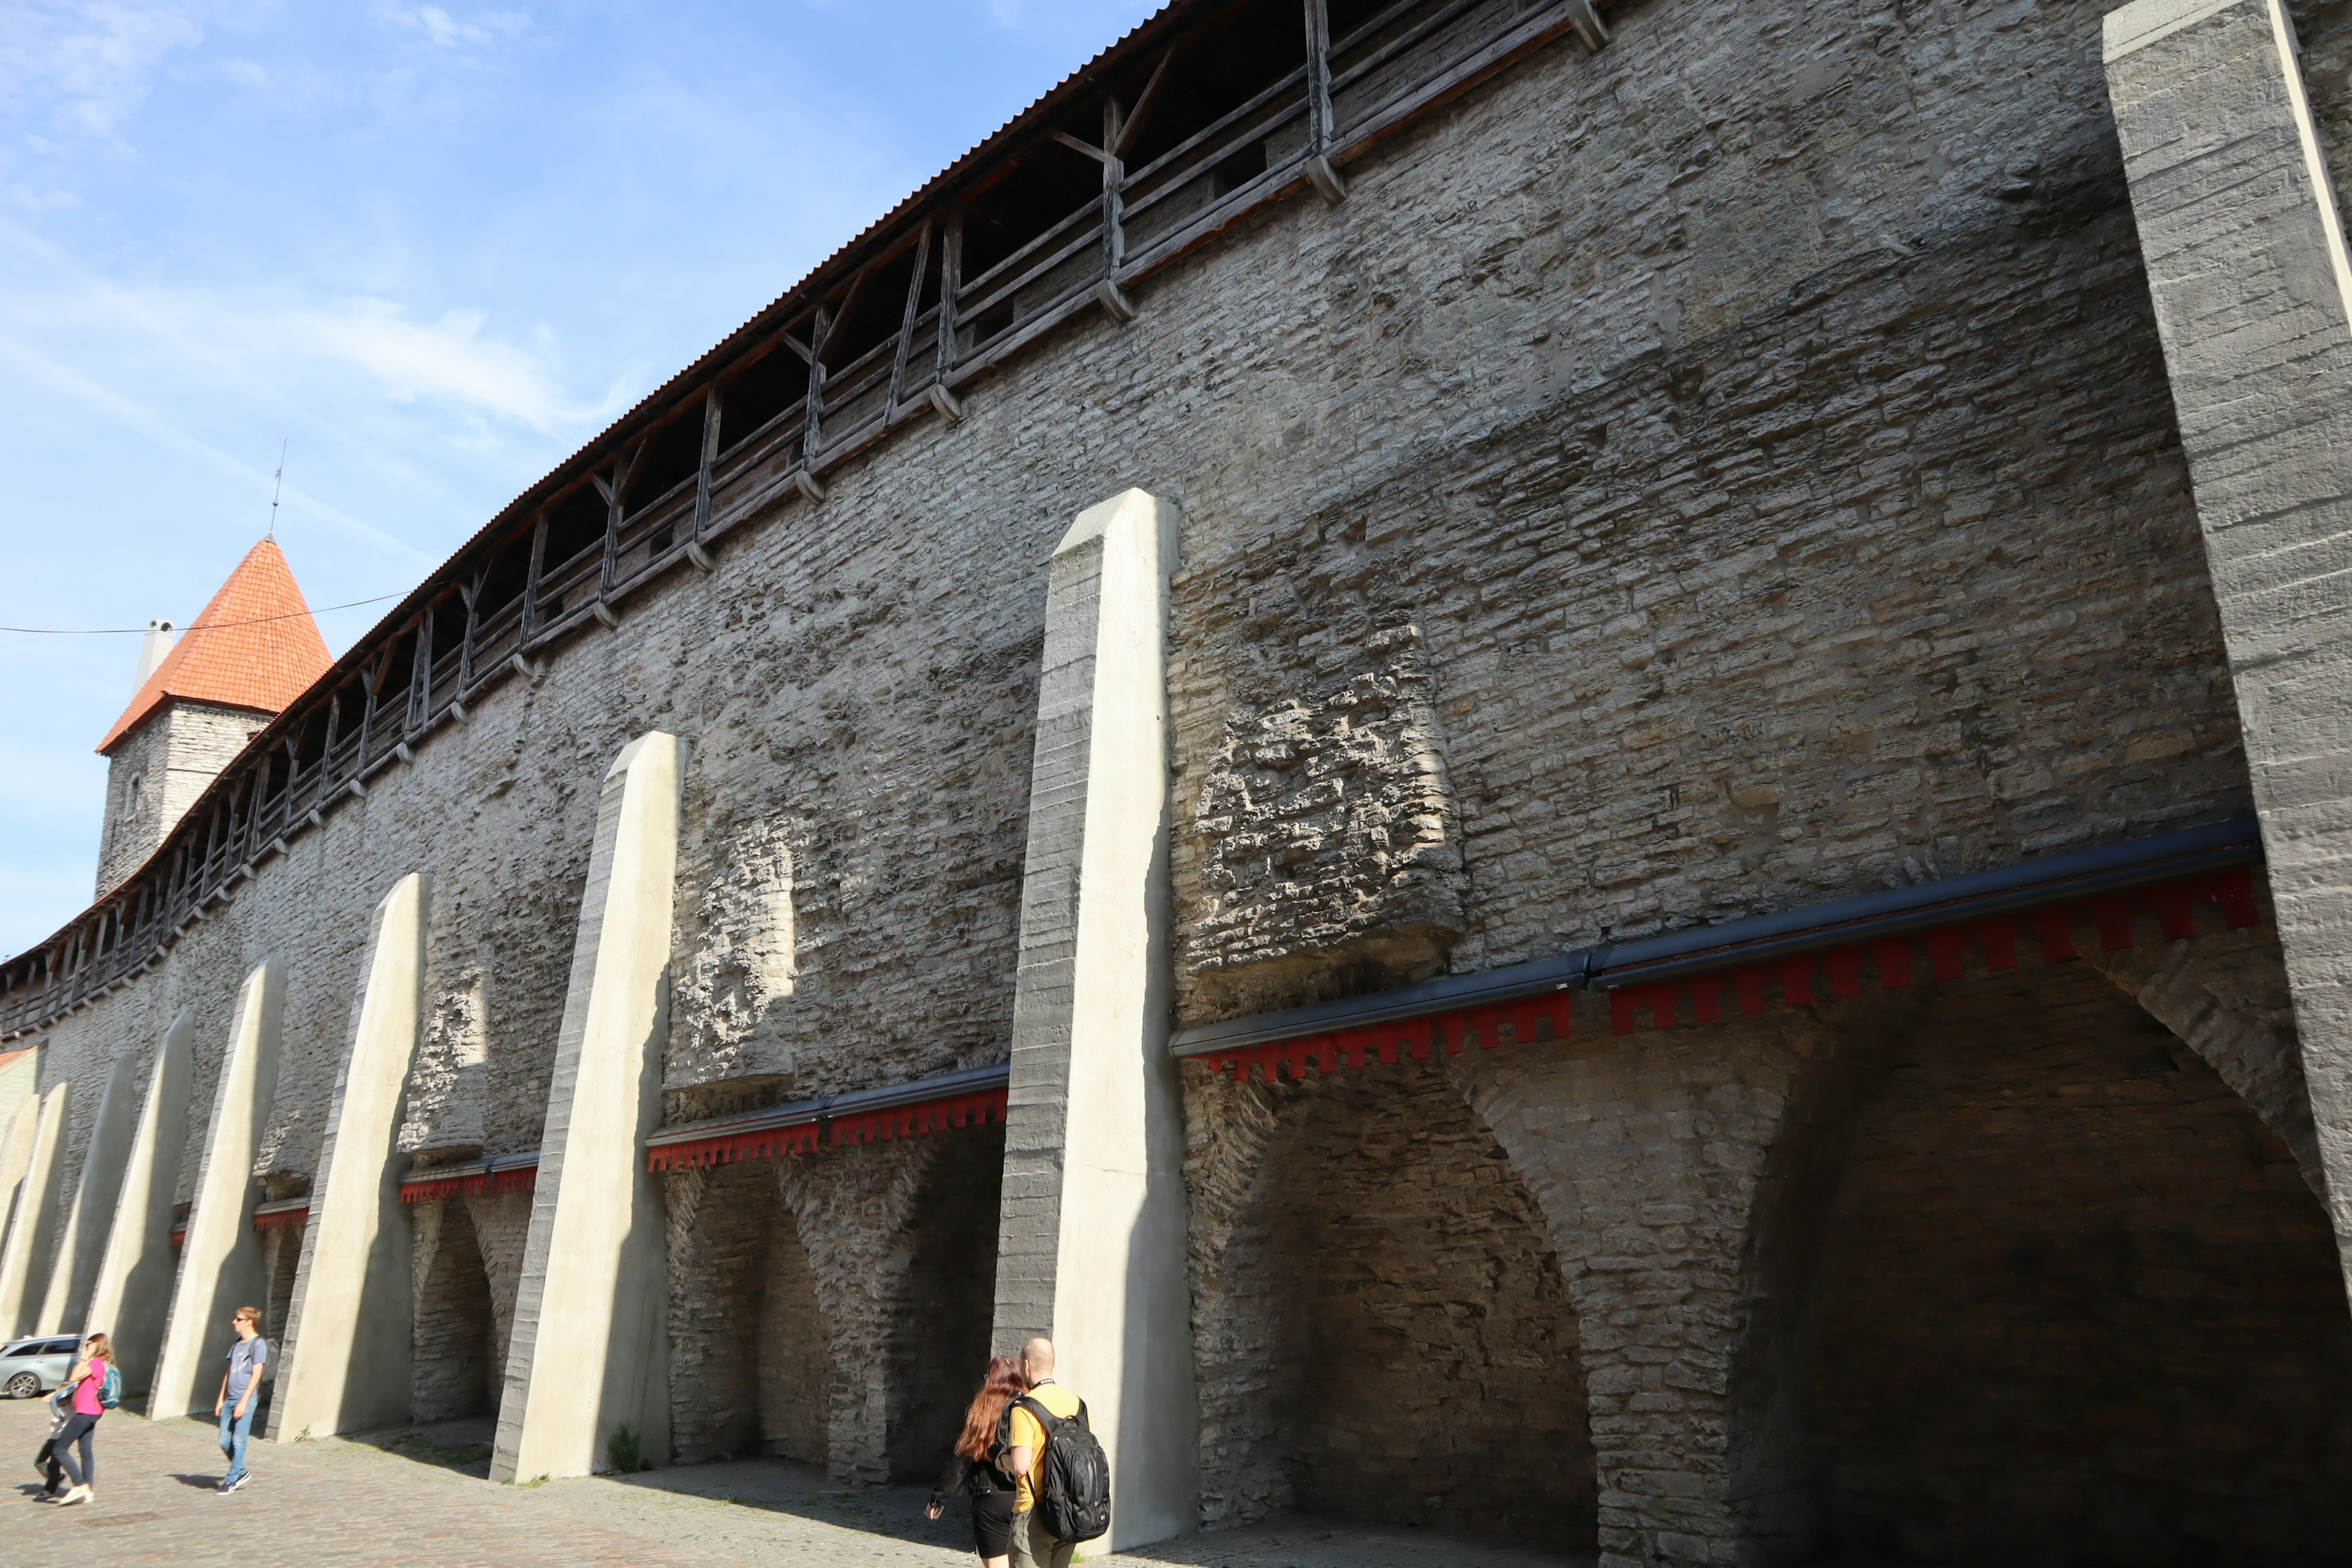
[218,1397,255,1482]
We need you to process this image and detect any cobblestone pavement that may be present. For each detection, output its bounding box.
[2,1401,1589,1567]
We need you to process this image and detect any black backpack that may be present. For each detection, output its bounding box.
[1001,1392,1110,1543]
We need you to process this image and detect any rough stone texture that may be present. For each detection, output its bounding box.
[1185,1061,1594,1545]
[413,1198,499,1423]
[1178,627,1465,1019]
[2086,895,2326,1199]
[1795,960,2352,1562]
[94,700,271,898]
[761,1131,1004,1484]
[399,967,489,1159]
[668,818,801,1091]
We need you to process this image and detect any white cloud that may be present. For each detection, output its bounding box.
[284,297,603,431]
[379,3,529,52]
[0,1,209,140]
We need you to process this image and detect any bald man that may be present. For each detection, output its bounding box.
[1003,1337,1085,1568]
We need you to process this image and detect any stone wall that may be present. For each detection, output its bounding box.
[9,0,2340,1553]
[95,701,271,899]
[1187,1061,1595,1544]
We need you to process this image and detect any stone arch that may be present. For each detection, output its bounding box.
[766,1117,1008,1484]
[884,1130,1003,1481]
[1450,1004,1848,1567]
[1732,957,2352,1564]
[412,1197,498,1422]
[2086,916,2326,1202]
[1185,1055,1596,1546]
[663,1159,829,1463]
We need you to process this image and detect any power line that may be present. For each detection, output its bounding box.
[0,592,403,635]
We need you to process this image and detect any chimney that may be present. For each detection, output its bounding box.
[135,619,179,688]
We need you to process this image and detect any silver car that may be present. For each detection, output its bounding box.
[0,1336,78,1400]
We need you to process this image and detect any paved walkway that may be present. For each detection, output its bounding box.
[1,1400,1588,1567]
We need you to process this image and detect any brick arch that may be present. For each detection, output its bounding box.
[1184,1057,1596,1547]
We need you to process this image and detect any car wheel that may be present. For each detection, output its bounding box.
[2,1372,38,1400]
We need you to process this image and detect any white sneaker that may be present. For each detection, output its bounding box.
[55,1485,89,1506]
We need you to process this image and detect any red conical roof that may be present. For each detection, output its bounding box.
[97,540,333,755]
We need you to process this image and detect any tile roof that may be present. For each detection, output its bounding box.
[97,539,333,755]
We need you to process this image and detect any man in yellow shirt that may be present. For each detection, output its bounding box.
[1003,1337,1085,1568]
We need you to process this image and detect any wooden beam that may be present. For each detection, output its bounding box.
[597,444,641,596]
[690,387,722,568]
[1051,128,1114,167]
[886,218,933,423]
[519,518,545,644]
[1304,0,1348,203]
[935,206,964,387]
[803,304,831,472]
[1115,47,1181,157]
[456,564,484,686]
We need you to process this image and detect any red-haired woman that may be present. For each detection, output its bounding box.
[927,1354,1026,1567]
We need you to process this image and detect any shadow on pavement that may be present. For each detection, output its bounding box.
[341,1415,497,1480]
[609,1457,973,1551]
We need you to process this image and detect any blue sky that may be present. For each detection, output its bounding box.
[0,0,1160,956]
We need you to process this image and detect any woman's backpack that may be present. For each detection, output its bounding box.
[1004,1395,1110,1544]
[98,1363,122,1410]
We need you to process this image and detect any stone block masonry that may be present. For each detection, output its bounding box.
[495,734,682,1483]
[271,872,428,1439]
[2106,0,2352,1291]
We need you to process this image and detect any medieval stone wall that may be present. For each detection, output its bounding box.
[8,0,2328,1547]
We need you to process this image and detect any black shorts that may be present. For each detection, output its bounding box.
[972,1489,1016,1556]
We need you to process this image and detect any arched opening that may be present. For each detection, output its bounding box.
[413,1199,497,1422]
[1784,960,2352,1563]
[883,1125,1005,1482]
[1199,1061,1597,1546]
[668,1159,832,1465]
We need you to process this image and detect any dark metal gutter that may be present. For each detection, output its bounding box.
[402,1148,543,1183]
[644,1061,1009,1149]
[1168,815,2264,1057]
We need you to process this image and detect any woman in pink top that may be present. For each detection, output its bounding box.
[50,1332,110,1507]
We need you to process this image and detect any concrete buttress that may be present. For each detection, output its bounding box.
[0,1082,70,1336]
[491,732,682,1483]
[36,1044,140,1333]
[151,957,285,1417]
[81,1010,195,1393]
[270,872,428,1440]
[2105,0,2352,1290]
[995,488,1199,1549]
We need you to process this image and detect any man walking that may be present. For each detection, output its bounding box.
[213,1305,268,1493]
[1003,1337,1086,1568]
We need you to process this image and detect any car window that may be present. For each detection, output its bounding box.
[44,1339,79,1355]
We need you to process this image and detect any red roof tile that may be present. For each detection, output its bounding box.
[97,540,333,755]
